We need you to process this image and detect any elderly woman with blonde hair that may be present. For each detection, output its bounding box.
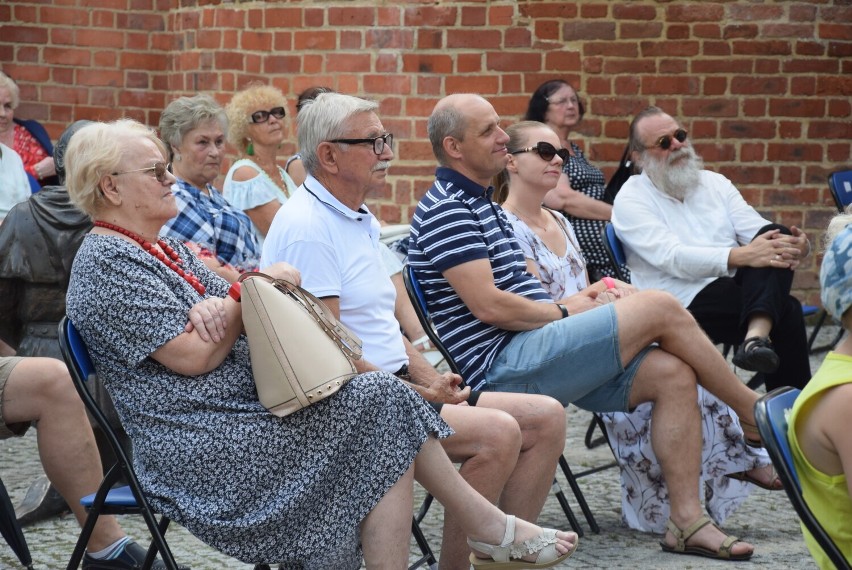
[64,118,577,569]
[159,94,260,282]
[223,84,299,242]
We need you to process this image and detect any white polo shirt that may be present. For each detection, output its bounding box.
[261,175,407,373]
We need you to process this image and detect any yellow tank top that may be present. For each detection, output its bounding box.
[788,352,852,568]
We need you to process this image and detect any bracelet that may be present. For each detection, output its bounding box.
[556,303,569,319]
[228,281,241,302]
[602,276,616,290]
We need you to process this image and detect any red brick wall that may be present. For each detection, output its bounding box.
[2,0,851,302]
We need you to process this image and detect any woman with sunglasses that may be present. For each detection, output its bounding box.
[159,94,260,283]
[224,84,299,242]
[494,120,781,541]
[524,80,629,281]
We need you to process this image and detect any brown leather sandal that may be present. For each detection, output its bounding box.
[659,516,753,560]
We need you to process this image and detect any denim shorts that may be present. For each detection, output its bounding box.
[481,304,656,413]
[0,357,30,439]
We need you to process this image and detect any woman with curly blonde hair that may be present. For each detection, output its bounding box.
[224,83,298,240]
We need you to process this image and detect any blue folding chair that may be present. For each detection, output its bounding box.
[402,265,600,537]
[59,317,183,570]
[754,388,851,570]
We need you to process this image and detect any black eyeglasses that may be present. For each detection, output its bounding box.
[111,162,171,183]
[329,133,393,156]
[649,128,688,151]
[250,107,287,124]
[510,142,569,162]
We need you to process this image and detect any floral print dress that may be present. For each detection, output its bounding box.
[66,235,452,566]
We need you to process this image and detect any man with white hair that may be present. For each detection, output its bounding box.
[262,92,573,569]
[611,106,811,391]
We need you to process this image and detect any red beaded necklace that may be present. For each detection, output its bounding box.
[93,221,207,295]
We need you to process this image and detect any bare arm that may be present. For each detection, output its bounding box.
[151,296,243,376]
[442,258,597,331]
[150,262,301,376]
[320,295,469,404]
[543,173,612,220]
[244,201,282,238]
[286,158,307,187]
[390,271,430,346]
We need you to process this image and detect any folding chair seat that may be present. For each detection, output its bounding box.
[402,265,600,537]
[754,387,851,570]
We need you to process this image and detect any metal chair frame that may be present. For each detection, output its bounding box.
[402,265,600,536]
[754,387,851,570]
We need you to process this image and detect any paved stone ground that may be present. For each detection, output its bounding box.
[0,325,837,569]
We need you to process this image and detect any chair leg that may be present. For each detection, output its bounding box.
[551,479,584,537]
[142,516,172,570]
[807,310,829,353]
[583,415,607,450]
[414,493,433,524]
[409,517,438,569]
[558,455,600,534]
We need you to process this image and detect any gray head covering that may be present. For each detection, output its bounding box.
[54,119,93,185]
[820,223,852,321]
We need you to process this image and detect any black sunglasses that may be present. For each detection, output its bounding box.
[111,162,171,183]
[329,133,394,156]
[510,142,569,162]
[650,128,688,151]
[250,107,286,124]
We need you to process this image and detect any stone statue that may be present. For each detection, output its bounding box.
[0,120,129,524]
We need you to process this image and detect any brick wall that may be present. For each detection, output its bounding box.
[2,0,851,302]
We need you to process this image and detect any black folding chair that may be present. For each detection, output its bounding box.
[0,476,34,570]
[402,265,600,536]
[755,387,851,570]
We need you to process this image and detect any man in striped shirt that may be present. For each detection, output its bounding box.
[409,93,766,560]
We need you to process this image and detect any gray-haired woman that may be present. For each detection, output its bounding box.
[159,94,260,283]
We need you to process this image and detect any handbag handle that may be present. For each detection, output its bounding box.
[239,271,363,360]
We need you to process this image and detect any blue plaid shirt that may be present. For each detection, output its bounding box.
[162,177,260,271]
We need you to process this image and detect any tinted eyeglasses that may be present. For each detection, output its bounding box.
[250,107,287,124]
[510,142,569,162]
[329,133,394,156]
[649,128,688,151]
[111,162,171,183]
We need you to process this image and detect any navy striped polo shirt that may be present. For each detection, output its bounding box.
[408,167,551,390]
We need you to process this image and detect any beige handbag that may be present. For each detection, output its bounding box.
[239,272,362,417]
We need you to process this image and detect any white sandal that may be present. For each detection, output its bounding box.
[467,515,577,569]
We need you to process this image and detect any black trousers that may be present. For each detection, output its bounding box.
[686,224,811,391]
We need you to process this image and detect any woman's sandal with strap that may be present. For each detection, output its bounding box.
[739,419,764,448]
[659,515,753,561]
[467,515,577,569]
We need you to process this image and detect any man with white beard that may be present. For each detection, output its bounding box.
[612,106,811,391]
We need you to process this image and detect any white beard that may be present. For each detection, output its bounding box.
[643,145,704,201]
